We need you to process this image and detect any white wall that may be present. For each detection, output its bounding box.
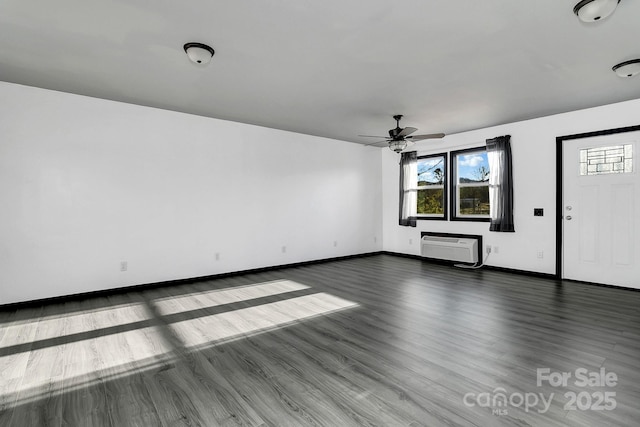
[382,98,640,274]
[0,82,382,304]
[3,81,638,304]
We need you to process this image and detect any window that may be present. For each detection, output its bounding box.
[451,148,490,221]
[416,153,447,220]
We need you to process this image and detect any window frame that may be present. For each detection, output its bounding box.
[415,152,448,221]
[450,147,491,222]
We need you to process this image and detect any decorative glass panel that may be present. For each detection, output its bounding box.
[580,144,633,176]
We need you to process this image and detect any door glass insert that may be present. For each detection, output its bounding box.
[580,144,633,176]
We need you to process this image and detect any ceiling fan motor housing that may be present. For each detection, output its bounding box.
[390,114,404,138]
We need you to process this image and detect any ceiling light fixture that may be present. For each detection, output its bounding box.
[388,140,407,153]
[183,42,215,65]
[573,0,620,22]
[612,59,640,78]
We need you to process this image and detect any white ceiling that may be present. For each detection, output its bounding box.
[1,1,639,144]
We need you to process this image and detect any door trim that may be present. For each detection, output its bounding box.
[555,124,640,279]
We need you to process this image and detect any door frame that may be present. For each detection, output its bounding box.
[555,124,640,279]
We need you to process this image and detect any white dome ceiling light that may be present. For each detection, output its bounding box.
[612,59,640,78]
[573,0,620,22]
[183,42,215,65]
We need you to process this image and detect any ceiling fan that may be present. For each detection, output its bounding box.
[359,115,445,153]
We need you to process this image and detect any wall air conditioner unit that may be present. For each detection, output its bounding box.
[420,236,478,263]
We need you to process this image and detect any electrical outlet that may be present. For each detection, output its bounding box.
[486,245,492,254]
[537,250,544,259]
[409,238,413,245]
[493,246,499,254]
[333,241,338,247]
[281,246,287,253]
[120,261,128,272]
[215,253,220,261]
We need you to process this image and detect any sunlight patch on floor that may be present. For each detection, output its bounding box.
[0,325,172,409]
[0,302,150,348]
[170,292,359,348]
[153,279,310,315]
[0,280,357,410]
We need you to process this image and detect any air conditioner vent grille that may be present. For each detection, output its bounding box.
[420,236,478,263]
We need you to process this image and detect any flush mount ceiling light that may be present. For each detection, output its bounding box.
[613,59,640,78]
[183,42,215,65]
[573,0,620,22]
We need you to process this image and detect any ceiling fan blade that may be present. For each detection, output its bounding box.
[358,134,388,138]
[363,139,390,147]
[397,127,417,137]
[406,133,445,141]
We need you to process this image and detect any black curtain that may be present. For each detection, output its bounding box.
[399,151,417,227]
[486,135,515,232]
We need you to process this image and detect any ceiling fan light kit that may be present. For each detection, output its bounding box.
[389,140,408,153]
[573,0,620,22]
[184,42,215,65]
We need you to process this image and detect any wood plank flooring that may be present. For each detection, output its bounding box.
[1,254,639,426]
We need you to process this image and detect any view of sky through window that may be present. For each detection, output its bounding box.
[417,157,445,185]
[458,152,489,182]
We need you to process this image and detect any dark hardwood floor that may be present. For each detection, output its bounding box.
[1,254,639,426]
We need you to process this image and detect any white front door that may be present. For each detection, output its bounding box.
[562,131,640,289]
